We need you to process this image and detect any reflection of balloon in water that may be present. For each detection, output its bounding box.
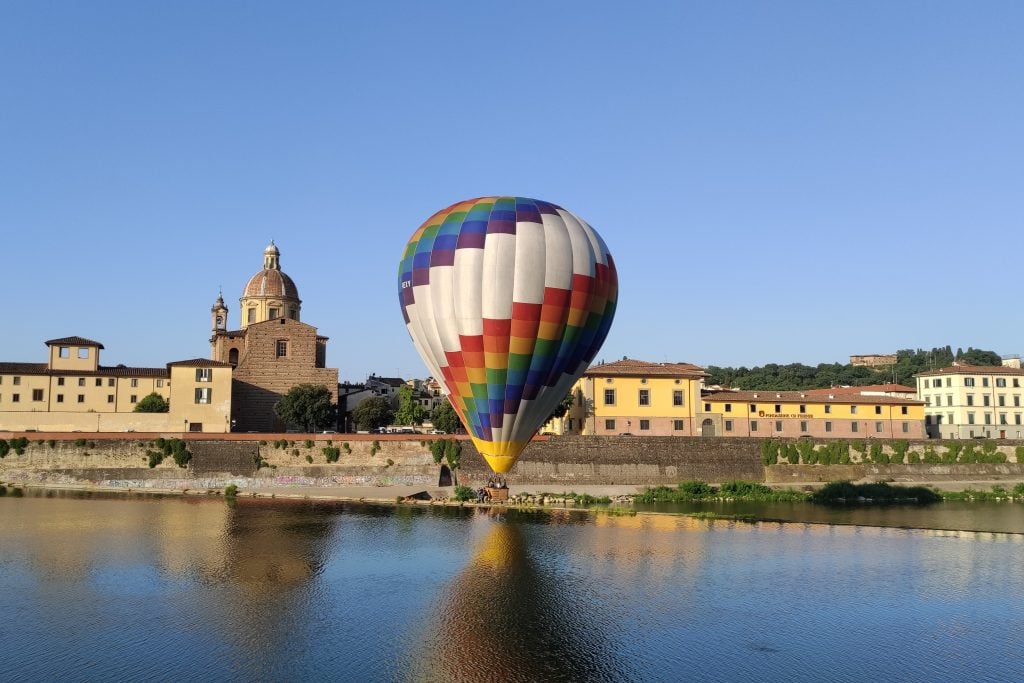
[399,197,618,473]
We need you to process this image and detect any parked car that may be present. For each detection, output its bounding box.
[429,429,447,435]
[321,430,337,434]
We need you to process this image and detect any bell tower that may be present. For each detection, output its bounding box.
[211,291,228,333]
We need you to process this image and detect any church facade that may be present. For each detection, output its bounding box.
[210,242,339,432]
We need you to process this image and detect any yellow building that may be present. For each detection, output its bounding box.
[563,358,706,436]
[916,364,1024,440]
[700,390,926,439]
[0,336,232,433]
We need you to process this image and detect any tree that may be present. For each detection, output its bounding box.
[274,383,336,432]
[134,392,169,413]
[394,385,426,426]
[444,439,462,486]
[430,399,461,434]
[352,396,394,431]
[548,389,577,422]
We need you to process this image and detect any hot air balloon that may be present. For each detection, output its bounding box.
[398,196,618,473]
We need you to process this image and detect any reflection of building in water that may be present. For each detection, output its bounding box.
[407,514,627,682]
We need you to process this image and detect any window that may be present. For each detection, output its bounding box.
[156,379,164,388]
[107,395,114,403]
[774,404,781,412]
[984,413,992,425]
[875,422,883,433]
[750,420,758,432]
[639,419,650,431]
[983,395,991,407]
[195,387,212,404]
[77,348,89,359]
[800,421,807,433]
[56,394,64,403]
[1016,414,1022,426]
[749,404,756,412]
[824,404,831,414]
[108,378,115,387]
[248,309,256,323]
[850,405,858,414]
[982,378,990,387]
[946,378,951,387]
[12,393,19,402]
[825,421,832,433]
[59,346,70,358]
[131,378,139,388]
[705,403,711,411]
[775,420,783,432]
[269,308,280,320]
[924,379,930,388]
[673,390,684,406]
[77,377,85,386]
[32,389,43,401]
[1014,379,1020,388]
[998,395,1006,407]
[997,378,1007,388]
[196,368,212,382]
[851,422,859,433]
[13,376,21,385]
[1015,396,1022,408]
[725,420,733,432]
[724,403,732,412]
[967,395,974,406]
[673,420,684,430]
[902,422,909,433]
[130,395,137,403]
[968,413,976,425]
[874,405,882,415]
[799,404,806,414]
[965,378,975,387]
[605,419,615,430]
[57,377,65,386]
[638,389,650,406]
[936,415,943,424]
[95,378,102,387]
[1000,414,1008,425]
[934,395,941,407]
[276,340,288,358]
[77,394,84,403]
[604,389,615,405]
[901,406,908,415]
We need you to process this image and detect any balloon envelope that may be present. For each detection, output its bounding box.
[399,197,618,473]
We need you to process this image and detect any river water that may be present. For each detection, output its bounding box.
[1,490,1023,682]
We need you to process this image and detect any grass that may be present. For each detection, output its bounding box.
[637,480,808,504]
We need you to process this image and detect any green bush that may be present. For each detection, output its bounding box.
[785,443,799,465]
[452,485,476,502]
[0,440,9,458]
[797,440,815,464]
[292,449,300,457]
[147,450,164,468]
[1016,446,1024,463]
[259,440,268,446]
[677,481,715,496]
[342,442,351,454]
[305,454,313,464]
[907,450,921,464]
[923,446,940,464]
[760,440,779,465]
[1013,483,1024,496]
[47,439,56,449]
[75,438,87,447]
[811,480,941,505]
[304,439,314,449]
[386,458,395,467]
[323,446,341,463]
[224,484,238,497]
[370,440,381,457]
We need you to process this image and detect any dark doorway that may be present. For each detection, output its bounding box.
[701,418,715,437]
[438,465,452,487]
[228,348,239,366]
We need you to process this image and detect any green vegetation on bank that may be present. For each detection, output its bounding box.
[761,439,1014,466]
[706,346,1001,390]
[811,481,941,505]
[637,480,809,503]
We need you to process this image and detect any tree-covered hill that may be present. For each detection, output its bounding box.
[704,346,1003,391]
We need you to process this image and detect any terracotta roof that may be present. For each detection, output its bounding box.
[804,384,916,395]
[585,358,706,378]
[44,336,105,349]
[915,364,1024,377]
[166,359,234,368]
[703,390,923,406]
[243,269,300,300]
[0,362,168,378]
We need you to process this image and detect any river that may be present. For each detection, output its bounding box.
[1,490,1022,682]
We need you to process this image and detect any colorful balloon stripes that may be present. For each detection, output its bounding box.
[399,197,618,473]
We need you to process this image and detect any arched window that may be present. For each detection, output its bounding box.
[229,348,239,366]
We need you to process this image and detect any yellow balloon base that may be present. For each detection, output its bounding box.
[471,437,529,474]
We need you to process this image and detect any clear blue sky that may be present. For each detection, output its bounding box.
[3,1,1022,382]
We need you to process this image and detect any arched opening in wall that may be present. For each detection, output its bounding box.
[228,348,239,366]
[438,464,452,487]
[701,418,715,437]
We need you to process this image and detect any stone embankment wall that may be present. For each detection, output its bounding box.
[2,434,1022,491]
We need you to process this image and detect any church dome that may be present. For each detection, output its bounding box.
[243,269,300,299]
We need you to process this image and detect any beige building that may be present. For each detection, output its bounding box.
[850,353,897,367]
[0,336,232,432]
[210,242,338,431]
[916,364,1024,439]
